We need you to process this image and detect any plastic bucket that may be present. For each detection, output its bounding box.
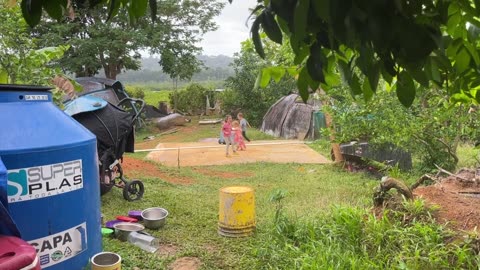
[91,252,121,270]
[218,186,255,237]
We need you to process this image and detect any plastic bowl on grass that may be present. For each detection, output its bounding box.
[101,228,114,237]
[141,208,169,230]
[105,220,121,229]
[128,210,143,221]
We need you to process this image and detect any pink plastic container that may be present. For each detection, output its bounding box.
[0,235,41,270]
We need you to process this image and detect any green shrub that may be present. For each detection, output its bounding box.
[125,86,145,99]
[325,86,480,172]
[169,83,208,115]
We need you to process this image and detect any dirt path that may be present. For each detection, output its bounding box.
[145,140,331,167]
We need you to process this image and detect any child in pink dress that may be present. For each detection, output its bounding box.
[222,115,236,156]
[232,120,246,151]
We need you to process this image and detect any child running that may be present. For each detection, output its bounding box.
[232,120,246,151]
[222,115,236,157]
[237,113,251,142]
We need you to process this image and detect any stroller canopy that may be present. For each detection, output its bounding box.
[65,96,135,160]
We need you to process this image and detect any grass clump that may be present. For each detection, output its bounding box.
[255,199,480,270]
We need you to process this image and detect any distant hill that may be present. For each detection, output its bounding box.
[197,55,233,69]
[117,55,234,84]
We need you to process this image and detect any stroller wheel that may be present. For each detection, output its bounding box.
[100,182,114,196]
[123,180,144,201]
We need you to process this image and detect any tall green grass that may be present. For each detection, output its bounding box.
[255,199,479,270]
[457,143,479,169]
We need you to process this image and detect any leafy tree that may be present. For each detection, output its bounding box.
[20,1,480,105]
[222,37,296,127]
[0,6,67,85]
[18,0,157,27]
[32,1,223,80]
[326,84,480,171]
[249,0,480,106]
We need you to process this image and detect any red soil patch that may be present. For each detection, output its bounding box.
[192,167,255,179]
[121,156,194,185]
[413,170,480,231]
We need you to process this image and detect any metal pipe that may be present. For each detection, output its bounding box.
[134,141,311,153]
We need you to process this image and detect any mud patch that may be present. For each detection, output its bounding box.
[414,176,480,231]
[122,156,194,185]
[169,257,202,270]
[156,243,179,258]
[193,167,254,179]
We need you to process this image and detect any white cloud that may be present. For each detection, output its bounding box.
[200,0,257,56]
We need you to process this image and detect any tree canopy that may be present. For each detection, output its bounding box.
[222,37,296,126]
[0,6,67,85]
[250,0,480,106]
[24,0,223,80]
[16,0,480,105]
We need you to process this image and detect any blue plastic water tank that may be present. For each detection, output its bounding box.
[0,85,101,269]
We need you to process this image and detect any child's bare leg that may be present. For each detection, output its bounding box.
[225,137,231,156]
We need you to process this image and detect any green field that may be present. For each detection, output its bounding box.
[143,90,171,106]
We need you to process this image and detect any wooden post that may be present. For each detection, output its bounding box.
[318,89,344,163]
[177,147,180,169]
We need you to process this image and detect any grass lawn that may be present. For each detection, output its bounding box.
[102,123,480,269]
[102,161,378,269]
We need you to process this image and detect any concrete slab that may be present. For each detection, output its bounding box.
[145,140,331,167]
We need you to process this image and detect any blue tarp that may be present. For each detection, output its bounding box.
[64,95,107,116]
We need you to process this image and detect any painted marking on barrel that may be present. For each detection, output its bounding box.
[29,222,87,268]
[7,159,83,203]
[25,95,48,101]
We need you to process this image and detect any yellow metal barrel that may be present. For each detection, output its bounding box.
[218,186,255,237]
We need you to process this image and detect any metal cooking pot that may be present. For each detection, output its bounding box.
[141,208,169,230]
[113,222,145,241]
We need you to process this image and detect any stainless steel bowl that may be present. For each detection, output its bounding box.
[113,222,145,241]
[141,207,169,230]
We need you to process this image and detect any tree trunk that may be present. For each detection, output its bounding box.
[325,111,344,162]
[318,89,344,163]
[104,65,117,80]
[99,51,118,80]
[173,77,178,112]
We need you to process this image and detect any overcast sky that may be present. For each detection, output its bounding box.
[199,0,257,56]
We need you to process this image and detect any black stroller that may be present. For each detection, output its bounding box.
[64,78,146,201]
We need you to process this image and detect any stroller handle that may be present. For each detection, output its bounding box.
[117,97,145,125]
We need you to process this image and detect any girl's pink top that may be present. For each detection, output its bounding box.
[222,122,232,136]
